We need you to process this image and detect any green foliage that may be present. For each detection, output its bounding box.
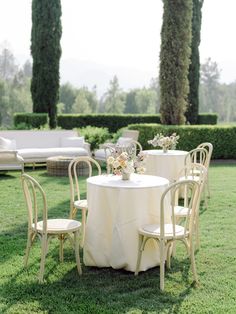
[78,126,110,150]
[128,123,236,159]
[31,0,62,128]
[57,114,161,133]
[197,113,217,125]
[160,0,193,124]
[14,113,48,129]
[186,0,204,124]
[59,83,76,113]
[99,76,125,113]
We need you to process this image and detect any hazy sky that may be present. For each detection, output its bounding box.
[0,0,235,84]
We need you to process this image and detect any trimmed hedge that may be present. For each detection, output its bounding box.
[57,114,161,133]
[57,113,217,132]
[14,113,48,129]
[127,124,236,159]
[197,113,217,125]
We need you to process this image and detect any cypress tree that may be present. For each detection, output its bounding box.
[186,0,204,124]
[31,0,62,129]
[159,0,193,125]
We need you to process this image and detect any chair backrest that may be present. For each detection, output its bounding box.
[68,156,101,204]
[184,147,208,168]
[177,163,207,208]
[160,179,200,238]
[197,142,213,169]
[21,173,47,233]
[121,130,139,141]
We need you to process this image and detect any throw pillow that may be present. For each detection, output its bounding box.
[0,137,16,150]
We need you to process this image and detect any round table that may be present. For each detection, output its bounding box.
[143,150,188,182]
[83,173,170,272]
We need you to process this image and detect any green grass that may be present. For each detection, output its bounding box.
[0,163,236,313]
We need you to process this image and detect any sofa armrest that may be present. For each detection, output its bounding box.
[83,142,91,156]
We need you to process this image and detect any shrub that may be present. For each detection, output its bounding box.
[127,124,236,159]
[14,113,48,129]
[57,113,217,133]
[78,126,110,151]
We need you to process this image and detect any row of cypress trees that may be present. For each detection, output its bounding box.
[30,0,203,128]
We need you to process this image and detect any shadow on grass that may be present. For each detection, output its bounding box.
[1,256,196,314]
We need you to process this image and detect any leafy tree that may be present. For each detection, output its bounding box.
[186,0,204,124]
[102,76,125,113]
[72,89,92,114]
[159,0,193,124]
[135,89,158,114]
[124,90,139,113]
[59,82,76,113]
[23,60,32,78]
[31,0,62,128]
[200,58,221,113]
[0,47,18,81]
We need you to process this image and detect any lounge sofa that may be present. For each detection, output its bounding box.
[0,130,90,170]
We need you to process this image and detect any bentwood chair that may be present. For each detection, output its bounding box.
[197,143,213,198]
[68,156,101,247]
[21,173,82,283]
[174,163,207,250]
[135,179,200,291]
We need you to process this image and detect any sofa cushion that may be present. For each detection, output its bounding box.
[117,137,133,146]
[0,137,16,150]
[61,136,84,148]
[18,147,88,160]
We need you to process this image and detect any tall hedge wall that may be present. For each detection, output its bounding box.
[57,113,217,133]
[127,124,236,159]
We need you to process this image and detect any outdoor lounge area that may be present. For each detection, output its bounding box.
[0,161,235,313]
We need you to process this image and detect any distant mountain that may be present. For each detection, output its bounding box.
[60,59,158,97]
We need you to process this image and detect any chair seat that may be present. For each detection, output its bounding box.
[179,175,200,182]
[139,223,187,239]
[174,205,191,217]
[74,199,88,209]
[33,219,81,234]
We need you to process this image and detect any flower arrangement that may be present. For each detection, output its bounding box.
[148,133,179,152]
[107,151,146,179]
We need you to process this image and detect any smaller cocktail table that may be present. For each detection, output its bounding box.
[46,156,89,176]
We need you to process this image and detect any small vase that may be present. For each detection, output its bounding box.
[163,147,168,153]
[122,172,131,180]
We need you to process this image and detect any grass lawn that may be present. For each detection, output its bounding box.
[0,163,235,314]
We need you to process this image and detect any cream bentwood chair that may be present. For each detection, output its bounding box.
[174,163,207,250]
[135,179,200,291]
[68,156,101,247]
[197,143,213,198]
[21,173,82,283]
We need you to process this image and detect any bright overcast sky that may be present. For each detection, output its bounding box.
[0,0,236,84]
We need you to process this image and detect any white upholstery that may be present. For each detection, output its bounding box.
[0,131,90,170]
[0,137,16,150]
[18,147,88,161]
[61,136,85,147]
[117,137,133,146]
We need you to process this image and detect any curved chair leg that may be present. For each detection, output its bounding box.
[39,234,48,283]
[74,230,82,275]
[160,239,165,291]
[135,234,144,275]
[195,214,200,251]
[24,231,35,268]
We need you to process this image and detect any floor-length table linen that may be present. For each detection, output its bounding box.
[83,174,170,272]
[144,150,188,182]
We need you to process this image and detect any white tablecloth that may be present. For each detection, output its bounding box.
[83,174,170,272]
[144,150,188,182]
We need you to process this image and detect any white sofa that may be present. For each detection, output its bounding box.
[0,130,90,170]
